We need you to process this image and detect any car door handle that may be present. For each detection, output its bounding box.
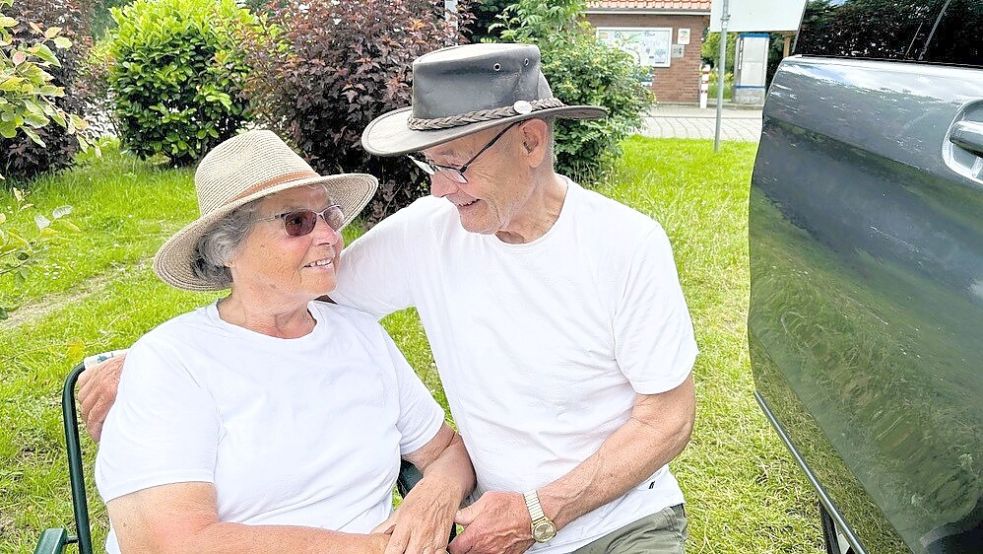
[950,120,983,155]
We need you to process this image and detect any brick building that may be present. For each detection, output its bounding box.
[584,1,711,104]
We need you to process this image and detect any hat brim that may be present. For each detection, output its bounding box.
[361,105,608,157]
[153,173,378,292]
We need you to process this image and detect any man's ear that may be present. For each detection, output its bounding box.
[519,119,549,167]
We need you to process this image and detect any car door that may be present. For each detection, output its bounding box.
[748,1,983,553]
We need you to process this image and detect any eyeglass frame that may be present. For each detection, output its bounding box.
[406,120,522,184]
[255,204,345,237]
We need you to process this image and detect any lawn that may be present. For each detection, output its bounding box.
[0,137,824,553]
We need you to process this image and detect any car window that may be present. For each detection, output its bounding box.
[920,0,983,66]
[794,0,983,68]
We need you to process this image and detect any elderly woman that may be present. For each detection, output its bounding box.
[95,130,474,553]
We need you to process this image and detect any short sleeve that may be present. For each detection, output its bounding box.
[378,329,444,456]
[95,336,221,503]
[613,227,698,394]
[332,204,417,319]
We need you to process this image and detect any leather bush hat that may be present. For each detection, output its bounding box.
[153,130,377,291]
[361,43,607,156]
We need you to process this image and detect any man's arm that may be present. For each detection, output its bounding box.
[374,424,475,554]
[108,482,389,553]
[448,375,696,554]
[78,354,126,442]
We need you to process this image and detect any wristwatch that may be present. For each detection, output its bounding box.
[523,489,557,543]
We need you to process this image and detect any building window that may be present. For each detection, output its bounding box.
[596,27,673,68]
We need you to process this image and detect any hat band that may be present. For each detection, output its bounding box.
[228,170,321,204]
[407,98,566,131]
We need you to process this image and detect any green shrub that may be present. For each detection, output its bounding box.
[1,0,96,182]
[103,0,259,165]
[0,0,96,181]
[494,0,652,184]
[244,0,465,223]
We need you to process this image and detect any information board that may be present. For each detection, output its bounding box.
[596,27,673,68]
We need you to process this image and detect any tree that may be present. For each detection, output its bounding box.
[492,0,651,184]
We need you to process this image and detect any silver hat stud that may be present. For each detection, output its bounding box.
[513,101,533,114]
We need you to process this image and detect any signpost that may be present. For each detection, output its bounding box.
[709,0,807,151]
[714,0,729,152]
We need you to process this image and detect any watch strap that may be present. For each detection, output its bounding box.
[523,489,546,521]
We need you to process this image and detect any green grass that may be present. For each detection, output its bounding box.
[0,144,197,312]
[0,138,823,553]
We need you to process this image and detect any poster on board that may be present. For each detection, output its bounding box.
[596,27,673,67]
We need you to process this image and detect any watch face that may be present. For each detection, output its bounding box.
[532,520,557,542]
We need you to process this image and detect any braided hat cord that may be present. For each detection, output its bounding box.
[407,98,566,130]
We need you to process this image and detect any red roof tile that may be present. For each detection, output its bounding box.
[586,0,712,12]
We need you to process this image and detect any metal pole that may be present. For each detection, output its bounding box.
[714,0,730,152]
[444,0,459,42]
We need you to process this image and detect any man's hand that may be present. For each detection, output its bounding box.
[78,354,125,442]
[372,476,457,554]
[447,491,534,554]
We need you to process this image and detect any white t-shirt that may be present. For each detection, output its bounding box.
[332,179,698,552]
[96,301,444,554]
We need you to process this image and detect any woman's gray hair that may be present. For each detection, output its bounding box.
[190,199,262,288]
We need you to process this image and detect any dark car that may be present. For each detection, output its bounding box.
[748,1,983,553]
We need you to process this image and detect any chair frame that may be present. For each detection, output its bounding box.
[36,362,92,554]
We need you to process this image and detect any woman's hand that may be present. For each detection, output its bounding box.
[379,424,475,554]
[373,477,458,554]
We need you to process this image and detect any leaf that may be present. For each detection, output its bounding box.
[67,339,87,362]
[12,188,24,203]
[22,127,45,147]
[30,43,61,67]
[0,306,8,321]
[52,205,72,219]
[69,114,88,131]
[23,111,49,127]
[0,76,24,91]
[45,26,62,39]
[50,109,66,128]
[53,36,72,50]
[11,50,26,65]
[0,212,6,224]
[34,213,51,230]
[0,16,16,28]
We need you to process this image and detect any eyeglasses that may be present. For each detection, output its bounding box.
[257,204,345,237]
[407,121,521,184]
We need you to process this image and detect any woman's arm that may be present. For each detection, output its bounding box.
[374,423,475,554]
[108,482,389,553]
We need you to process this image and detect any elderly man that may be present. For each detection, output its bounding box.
[81,43,697,554]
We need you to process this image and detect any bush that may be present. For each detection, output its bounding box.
[494,0,652,185]
[465,0,510,42]
[103,0,259,165]
[0,0,95,181]
[245,0,467,223]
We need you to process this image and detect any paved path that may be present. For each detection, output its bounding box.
[641,105,763,142]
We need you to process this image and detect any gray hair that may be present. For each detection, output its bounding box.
[190,199,262,288]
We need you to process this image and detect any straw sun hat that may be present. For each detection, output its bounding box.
[361,43,607,156]
[153,130,378,291]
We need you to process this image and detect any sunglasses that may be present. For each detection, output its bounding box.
[407,121,521,184]
[257,204,345,237]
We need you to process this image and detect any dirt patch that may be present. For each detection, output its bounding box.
[0,263,147,331]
